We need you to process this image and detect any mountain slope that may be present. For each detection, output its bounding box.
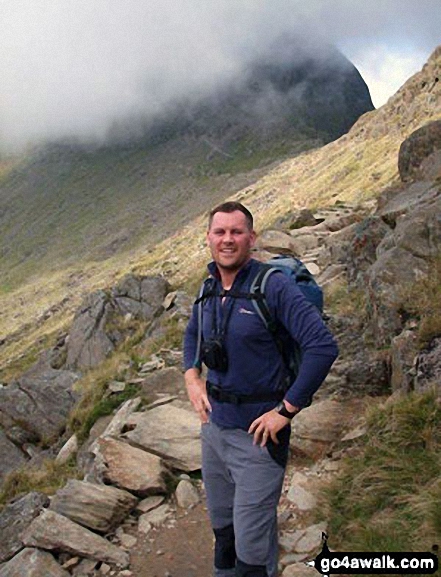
[1,45,440,375]
[0,40,372,293]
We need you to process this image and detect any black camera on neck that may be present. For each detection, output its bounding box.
[201,338,228,372]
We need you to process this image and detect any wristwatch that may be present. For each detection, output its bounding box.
[275,401,298,419]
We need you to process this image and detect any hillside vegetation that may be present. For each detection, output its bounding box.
[0,46,440,377]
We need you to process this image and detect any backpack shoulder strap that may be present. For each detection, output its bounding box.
[193,277,215,368]
[250,264,280,334]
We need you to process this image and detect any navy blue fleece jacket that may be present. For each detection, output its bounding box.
[184,259,338,430]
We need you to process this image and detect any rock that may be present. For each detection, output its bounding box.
[22,510,129,568]
[111,274,170,321]
[367,247,428,346]
[65,290,115,370]
[0,365,79,444]
[138,355,165,373]
[124,404,202,471]
[415,337,441,392]
[139,504,172,528]
[136,495,165,514]
[55,434,78,465]
[0,492,49,563]
[288,230,325,255]
[286,473,317,512]
[273,208,319,230]
[100,562,111,574]
[376,180,439,228]
[316,264,347,288]
[257,230,299,255]
[331,350,390,396]
[393,199,441,260]
[280,553,310,566]
[137,517,152,535]
[398,120,441,182]
[0,548,70,577]
[50,480,138,533]
[290,400,355,459]
[281,562,318,577]
[0,430,27,485]
[391,330,418,393]
[175,480,200,508]
[162,292,177,310]
[279,530,304,553]
[66,275,170,370]
[71,558,99,576]
[82,398,143,481]
[99,397,142,439]
[294,523,328,554]
[345,216,390,285]
[107,381,126,394]
[118,533,137,550]
[341,425,367,442]
[93,437,167,496]
[139,367,185,399]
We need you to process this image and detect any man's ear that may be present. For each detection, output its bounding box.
[250,229,257,247]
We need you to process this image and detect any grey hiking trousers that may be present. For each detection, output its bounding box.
[201,421,286,577]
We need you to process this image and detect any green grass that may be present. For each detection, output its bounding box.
[401,254,441,346]
[0,457,81,510]
[322,389,441,563]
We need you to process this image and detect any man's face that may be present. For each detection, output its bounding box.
[206,210,256,272]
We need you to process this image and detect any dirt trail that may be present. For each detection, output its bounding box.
[130,502,213,577]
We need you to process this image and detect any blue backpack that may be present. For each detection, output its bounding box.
[249,256,323,388]
[195,255,323,389]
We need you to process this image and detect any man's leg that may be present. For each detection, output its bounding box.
[225,428,285,577]
[201,422,236,577]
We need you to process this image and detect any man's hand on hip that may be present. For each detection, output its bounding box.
[184,368,212,423]
[248,410,290,447]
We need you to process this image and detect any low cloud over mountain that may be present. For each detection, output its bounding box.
[0,1,440,151]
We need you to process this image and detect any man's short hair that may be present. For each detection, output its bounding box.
[208,202,254,230]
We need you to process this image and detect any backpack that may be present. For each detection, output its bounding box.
[249,255,323,388]
[195,255,323,391]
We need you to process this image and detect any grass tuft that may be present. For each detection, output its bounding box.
[401,254,441,346]
[0,457,80,509]
[321,389,441,558]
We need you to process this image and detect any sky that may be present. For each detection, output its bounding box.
[0,1,440,152]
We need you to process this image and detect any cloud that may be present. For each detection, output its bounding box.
[0,1,440,151]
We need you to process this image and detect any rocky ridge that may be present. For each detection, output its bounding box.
[0,120,441,576]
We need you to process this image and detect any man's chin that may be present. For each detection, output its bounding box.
[217,258,249,271]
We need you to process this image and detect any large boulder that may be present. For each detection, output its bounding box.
[92,437,167,496]
[66,274,170,369]
[0,548,70,577]
[290,399,363,459]
[0,431,26,485]
[124,403,202,471]
[0,492,49,564]
[50,480,138,533]
[0,364,79,445]
[22,510,129,568]
[376,181,439,228]
[398,120,441,182]
[366,247,428,346]
[366,194,441,346]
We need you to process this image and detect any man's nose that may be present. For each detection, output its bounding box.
[222,231,233,243]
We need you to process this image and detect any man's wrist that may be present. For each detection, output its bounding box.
[275,400,299,419]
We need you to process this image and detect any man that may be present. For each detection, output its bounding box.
[184,201,338,577]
